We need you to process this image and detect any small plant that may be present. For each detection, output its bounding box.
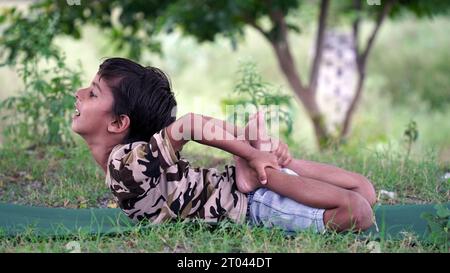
[421,204,449,250]
[221,60,295,141]
[403,120,419,159]
[0,8,82,148]
[0,56,82,148]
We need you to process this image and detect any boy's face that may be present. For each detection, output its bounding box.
[71,73,116,138]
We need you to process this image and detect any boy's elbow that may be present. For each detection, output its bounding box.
[181,112,198,125]
[174,112,210,143]
[181,112,209,131]
[166,113,196,152]
[183,112,195,119]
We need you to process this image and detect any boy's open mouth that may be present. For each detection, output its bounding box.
[74,103,81,116]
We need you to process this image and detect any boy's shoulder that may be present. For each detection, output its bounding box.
[107,128,181,177]
[108,141,148,163]
[107,142,154,180]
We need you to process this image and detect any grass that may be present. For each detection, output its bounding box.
[0,143,110,208]
[0,139,448,253]
[0,218,444,253]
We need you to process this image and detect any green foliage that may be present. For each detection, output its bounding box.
[2,0,450,147]
[0,57,82,148]
[0,10,82,148]
[391,0,450,18]
[2,0,449,61]
[0,5,60,65]
[221,61,295,140]
[421,204,450,249]
[333,0,450,22]
[0,0,302,61]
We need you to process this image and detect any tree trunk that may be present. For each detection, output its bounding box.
[250,0,333,148]
[341,69,365,138]
[309,0,330,94]
[265,1,332,148]
[270,40,330,148]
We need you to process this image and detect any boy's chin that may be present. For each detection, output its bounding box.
[70,122,83,135]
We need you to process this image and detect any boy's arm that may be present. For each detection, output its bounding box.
[201,114,246,139]
[166,113,248,153]
[165,112,280,182]
[166,113,250,158]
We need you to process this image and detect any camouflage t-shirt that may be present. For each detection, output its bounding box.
[105,127,248,224]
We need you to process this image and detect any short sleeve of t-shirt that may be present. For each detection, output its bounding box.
[149,127,180,169]
[107,126,180,179]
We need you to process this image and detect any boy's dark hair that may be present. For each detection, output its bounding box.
[98,57,177,143]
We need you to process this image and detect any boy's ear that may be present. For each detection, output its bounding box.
[108,114,130,134]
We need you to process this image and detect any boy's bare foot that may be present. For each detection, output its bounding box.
[235,110,273,193]
[234,154,261,194]
[247,110,271,152]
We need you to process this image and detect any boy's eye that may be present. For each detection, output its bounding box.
[89,91,96,97]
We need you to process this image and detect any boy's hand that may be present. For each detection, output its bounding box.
[245,110,293,167]
[268,139,293,167]
[246,150,281,185]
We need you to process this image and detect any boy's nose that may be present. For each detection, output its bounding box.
[74,88,84,100]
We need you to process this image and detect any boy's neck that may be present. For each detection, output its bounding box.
[84,136,120,175]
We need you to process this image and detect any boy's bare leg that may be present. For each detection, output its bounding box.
[235,156,373,231]
[284,159,377,207]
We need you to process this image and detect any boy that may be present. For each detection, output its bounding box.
[72,57,376,234]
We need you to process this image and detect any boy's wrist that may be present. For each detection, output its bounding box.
[241,145,260,162]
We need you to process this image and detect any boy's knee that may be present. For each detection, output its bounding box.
[346,192,374,231]
[355,174,377,207]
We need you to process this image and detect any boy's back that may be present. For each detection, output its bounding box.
[106,127,248,223]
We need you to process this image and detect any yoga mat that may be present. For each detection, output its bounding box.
[0,203,134,237]
[362,202,449,241]
[1,202,448,240]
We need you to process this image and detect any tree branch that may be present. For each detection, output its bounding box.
[309,0,330,93]
[267,8,306,92]
[268,8,288,42]
[247,20,270,40]
[360,0,396,68]
[352,0,362,69]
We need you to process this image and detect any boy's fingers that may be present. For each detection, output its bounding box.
[275,146,285,163]
[270,160,282,171]
[275,147,282,158]
[274,142,284,157]
[282,156,292,167]
[258,168,267,184]
[280,148,289,163]
[259,163,281,184]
